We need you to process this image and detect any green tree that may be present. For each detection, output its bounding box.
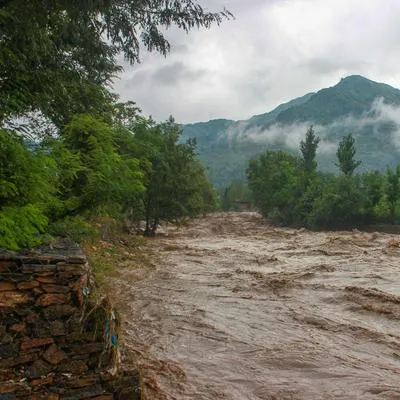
[299,125,320,175]
[1,0,231,124]
[247,150,298,223]
[360,171,384,221]
[336,134,361,175]
[309,175,364,228]
[386,168,399,224]
[0,129,57,248]
[135,117,215,234]
[57,114,143,217]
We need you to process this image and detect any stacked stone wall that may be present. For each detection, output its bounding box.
[0,241,139,400]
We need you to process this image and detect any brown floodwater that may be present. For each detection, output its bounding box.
[109,212,400,399]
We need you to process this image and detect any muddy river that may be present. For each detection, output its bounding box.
[109,212,400,399]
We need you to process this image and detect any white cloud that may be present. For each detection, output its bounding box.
[113,0,400,123]
[218,97,400,156]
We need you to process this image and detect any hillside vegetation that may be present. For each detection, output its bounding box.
[183,75,400,186]
[0,0,231,249]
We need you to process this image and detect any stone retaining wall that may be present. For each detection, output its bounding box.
[0,240,139,400]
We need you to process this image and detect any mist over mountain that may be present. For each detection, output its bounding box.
[182,75,400,187]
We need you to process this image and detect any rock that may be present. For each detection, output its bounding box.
[17,281,40,290]
[115,386,141,400]
[20,337,54,351]
[0,260,18,272]
[66,256,86,264]
[36,294,69,306]
[43,345,66,365]
[0,353,37,369]
[58,360,88,374]
[57,263,85,274]
[42,305,77,320]
[33,287,44,296]
[21,264,57,273]
[0,247,140,399]
[105,376,141,400]
[0,343,18,359]
[49,321,65,336]
[0,382,15,394]
[0,393,15,400]
[0,325,13,343]
[25,312,40,324]
[30,376,54,386]
[35,276,58,284]
[25,359,52,379]
[31,394,59,400]
[0,291,32,307]
[68,342,104,355]
[41,284,70,294]
[0,369,17,381]
[67,376,97,388]
[9,322,26,333]
[60,385,104,400]
[0,282,16,291]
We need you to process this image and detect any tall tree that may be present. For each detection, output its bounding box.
[0,1,232,125]
[299,125,320,175]
[336,134,361,175]
[135,117,215,234]
[0,129,57,249]
[247,150,298,223]
[386,168,399,224]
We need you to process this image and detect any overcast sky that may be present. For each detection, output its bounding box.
[112,0,400,124]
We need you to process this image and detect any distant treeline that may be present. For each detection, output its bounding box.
[225,126,400,229]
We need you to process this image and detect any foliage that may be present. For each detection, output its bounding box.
[299,125,319,175]
[336,134,361,175]
[1,0,231,124]
[134,117,216,234]
[0,205,49,250]
[308,175,364,228]
[59,114,144,217]
[182,75,400,187]
[0,129,57,248]
[247,126,400,229]
[220,181,252,211]
[0,129,57,207]
[0,0,226,250]
[386,168,400,223]
[48,215,95,243]
[247,150,299,224]
[0,112,216,249]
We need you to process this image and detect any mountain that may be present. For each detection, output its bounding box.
[182,75,400,187]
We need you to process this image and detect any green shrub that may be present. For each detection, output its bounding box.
[0,205,49,250]
[49,216,96,243]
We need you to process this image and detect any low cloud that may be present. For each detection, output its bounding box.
[218,97,400,155]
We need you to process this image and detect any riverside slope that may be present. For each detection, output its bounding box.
[109,212,400,399]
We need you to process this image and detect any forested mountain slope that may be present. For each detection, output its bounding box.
[183,76,400,186]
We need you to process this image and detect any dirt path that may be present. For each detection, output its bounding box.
[109,212,400,399]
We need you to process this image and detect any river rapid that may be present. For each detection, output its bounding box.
[109,212,400,399]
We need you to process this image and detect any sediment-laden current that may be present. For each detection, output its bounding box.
[109,212,400,399]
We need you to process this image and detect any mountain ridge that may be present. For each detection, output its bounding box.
[182,75,400,187]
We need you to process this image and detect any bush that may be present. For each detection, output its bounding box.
[49,216,95,243]
[0,205,49,250]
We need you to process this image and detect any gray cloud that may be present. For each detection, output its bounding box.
[152,62,208,86]
[218,98,400,158]
[113,0,400,123]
